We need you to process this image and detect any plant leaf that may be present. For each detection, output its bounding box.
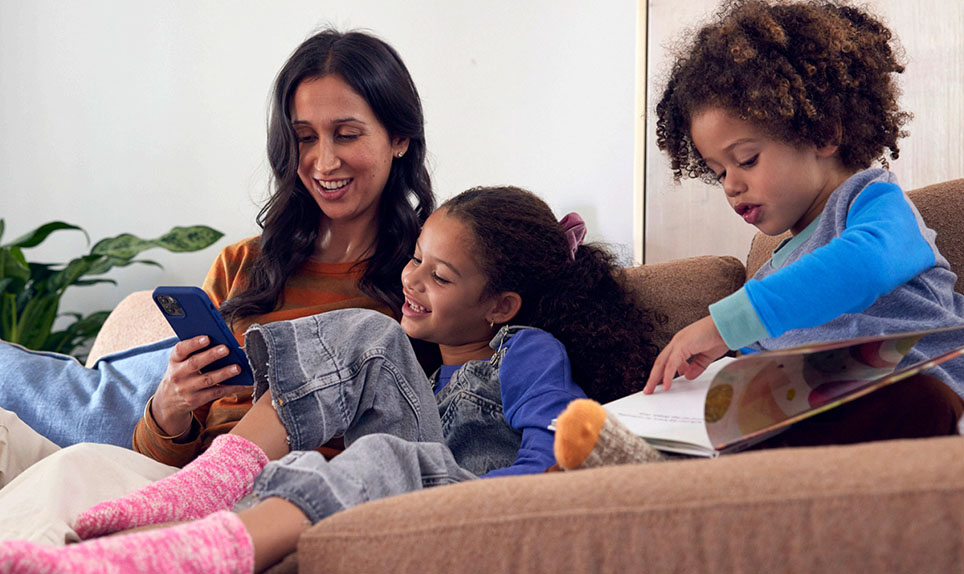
[85,256,163,276]
[1,247,31,285]
[156,226,224,252]
[7,221,221,354]
[72,278,119,287]
[44,310,111,356]
[25,262,57,293]
[0,292,17,341]
[46,256,100,294]
[2,222,88,249]
[90,225,221,260]
[15,295,60,349]
[90,234,156,260]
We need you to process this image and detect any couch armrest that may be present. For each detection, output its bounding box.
[85,291,174,367]
[297,436,964,573]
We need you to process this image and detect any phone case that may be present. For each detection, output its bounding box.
[152,286,254,386]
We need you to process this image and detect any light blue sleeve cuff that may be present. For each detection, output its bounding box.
[708,286,770,350]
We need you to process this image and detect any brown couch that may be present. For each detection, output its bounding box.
[89,178,964,573]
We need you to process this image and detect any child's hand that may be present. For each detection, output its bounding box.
[643,316,728,394]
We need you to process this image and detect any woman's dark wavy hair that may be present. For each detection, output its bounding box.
[220,29,434,324]
[442,186,660,403]
[655,0,911,182]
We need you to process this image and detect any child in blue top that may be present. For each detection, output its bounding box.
[0,186,660,573]
[554,0,964,471]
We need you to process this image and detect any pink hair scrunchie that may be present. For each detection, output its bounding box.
[559,212,587,262]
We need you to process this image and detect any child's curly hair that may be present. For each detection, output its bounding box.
[442,186,661,403]
[656,0,912,181]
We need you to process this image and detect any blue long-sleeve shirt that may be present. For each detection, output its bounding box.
[710,168,964,396]
[436,327,586,478]
[486,329,585,477]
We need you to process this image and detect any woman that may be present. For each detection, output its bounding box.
[0,27,435,543]
[136,28,435,467]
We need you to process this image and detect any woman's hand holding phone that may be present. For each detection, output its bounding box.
[149,286,256,438]
[150,335,251,438]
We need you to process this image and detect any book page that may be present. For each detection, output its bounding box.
[603,358,733,456]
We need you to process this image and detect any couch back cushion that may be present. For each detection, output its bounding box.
[908,179,964,293]
[623,255,746,352]
[745,178,964,294]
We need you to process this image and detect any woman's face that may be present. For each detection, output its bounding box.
[293,74,408,227]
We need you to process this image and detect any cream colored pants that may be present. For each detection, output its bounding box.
[0,407,60,488]
[0,407,177,545]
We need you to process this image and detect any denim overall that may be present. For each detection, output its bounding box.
[243,308,524,524]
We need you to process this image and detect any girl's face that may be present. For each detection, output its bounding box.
[400,210,501,356]
[689,107,851,236]
[293,75,408,228]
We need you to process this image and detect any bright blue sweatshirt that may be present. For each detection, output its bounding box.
[710,169,964,396]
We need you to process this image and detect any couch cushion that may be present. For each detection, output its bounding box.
[86,291,174,368]
[909,179,964,293]
[297,436,964,573]
[623,255,746,352]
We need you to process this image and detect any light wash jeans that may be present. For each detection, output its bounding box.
[0,339,173,447]
[243,309,477,524]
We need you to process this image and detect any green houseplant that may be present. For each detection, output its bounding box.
[0,219,222,360]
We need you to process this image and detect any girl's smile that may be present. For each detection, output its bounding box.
[402,295,429,315]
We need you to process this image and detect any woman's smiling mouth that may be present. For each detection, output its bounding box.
[316,178,352,192]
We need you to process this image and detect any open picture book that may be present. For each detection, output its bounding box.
[601,325,964,457]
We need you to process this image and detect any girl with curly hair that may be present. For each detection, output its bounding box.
[554,0,964,471]
[0,186,660,572]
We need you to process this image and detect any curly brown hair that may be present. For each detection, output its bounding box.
[442,186,661,403]
[655,0,912,181]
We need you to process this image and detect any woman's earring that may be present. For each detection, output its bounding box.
[396,151,404,158]
[489,321,495,329]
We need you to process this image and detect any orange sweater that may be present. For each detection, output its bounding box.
[132,236,392,467]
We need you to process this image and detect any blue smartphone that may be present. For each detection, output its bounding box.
[152,286,254,386]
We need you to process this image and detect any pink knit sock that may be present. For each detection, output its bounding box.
[0,511,253,574]
[74,433,268,539]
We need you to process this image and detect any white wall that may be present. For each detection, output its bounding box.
[0,1,636,321]
[643,0,964,264]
